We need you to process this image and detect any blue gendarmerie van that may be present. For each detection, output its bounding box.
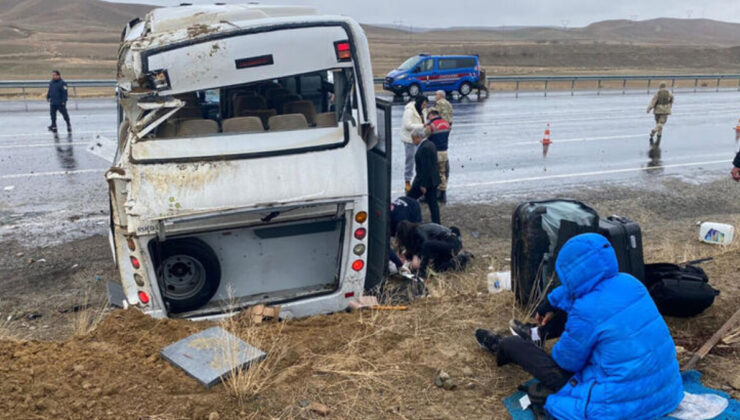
[384,54,481,97]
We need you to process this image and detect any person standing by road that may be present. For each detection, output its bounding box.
[407,127,441,224]
[46,70,71,133]
[646,81,673,144]
[732,149,740,181]
[433,90,453,125]
[425,108,451,203]
[400,96,428,192]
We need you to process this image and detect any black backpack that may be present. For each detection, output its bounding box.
[645,263,719,317]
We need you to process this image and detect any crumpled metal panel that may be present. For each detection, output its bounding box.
[125,137,367,232]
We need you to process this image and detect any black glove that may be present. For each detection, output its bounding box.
[535,298,555,318]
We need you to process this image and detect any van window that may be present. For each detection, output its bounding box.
[398,56,422,71]
[438,57,477,70]
[141,68,354,143]
[420,59,434,72]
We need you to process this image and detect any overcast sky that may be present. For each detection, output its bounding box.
[108,0,740,27]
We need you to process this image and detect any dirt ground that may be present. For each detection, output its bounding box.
[0,176,738,419]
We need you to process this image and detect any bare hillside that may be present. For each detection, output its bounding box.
[0,0,152,31]
[367,18,740,46]
[2,1,740,78]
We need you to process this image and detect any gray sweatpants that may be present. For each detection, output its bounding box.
[404,142,416,182]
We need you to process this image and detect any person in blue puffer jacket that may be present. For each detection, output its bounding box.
[476,233,683,419]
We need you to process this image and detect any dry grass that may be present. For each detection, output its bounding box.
[71,292,108,337]
[218,308,290,406]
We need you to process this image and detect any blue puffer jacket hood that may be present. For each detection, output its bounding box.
[544,233,683,420]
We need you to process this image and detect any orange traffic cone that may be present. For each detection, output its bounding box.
[734,118,740,131]
[541,123,552,145]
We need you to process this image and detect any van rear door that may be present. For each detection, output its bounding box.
[364,98,392,291]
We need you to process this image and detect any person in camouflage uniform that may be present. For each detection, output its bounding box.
[646,82,673,144]
[434,90,453,125]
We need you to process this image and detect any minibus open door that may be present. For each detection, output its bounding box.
[364,98,392,291]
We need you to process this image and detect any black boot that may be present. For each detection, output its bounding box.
[475,329,501,353]
[67,124,72,133]
[48,125,57,133]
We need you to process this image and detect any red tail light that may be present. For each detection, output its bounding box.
[130,256,140,269]
[352,259,364,272]
[354,227,367,240]
[345,291,355,298]
[138,291,150,304]
[334,40,351,62]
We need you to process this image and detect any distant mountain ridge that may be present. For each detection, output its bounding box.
[364,18,740,46]
[1,1,739,46]
[0,0,153,31]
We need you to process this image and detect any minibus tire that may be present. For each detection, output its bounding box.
[156,238,221,314]
[459,82,472,96]
[407,84,421,97]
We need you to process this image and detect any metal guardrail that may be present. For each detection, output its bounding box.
[3,74,740,109]
[0,79,117,111]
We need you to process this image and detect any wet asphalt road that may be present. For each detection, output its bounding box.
[1,91,738,245]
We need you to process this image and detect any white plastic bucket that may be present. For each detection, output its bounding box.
[698,222,734,245]
[487,271,512,294]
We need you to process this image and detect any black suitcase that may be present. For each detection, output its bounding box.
[511,200,599,305]
[597,216,646,284]
[645,263,719,317]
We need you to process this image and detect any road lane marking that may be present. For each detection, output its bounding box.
[0,130,115,139]
[0,142,90,149]
[508,133,644,146]
[391,159,730,195]
[0,168,106,180]
[457,159,731,188]
[0,215,109,231]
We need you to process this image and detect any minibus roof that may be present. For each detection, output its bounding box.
[148,5,318,35]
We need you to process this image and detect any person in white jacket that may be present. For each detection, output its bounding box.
[400,96,428,192]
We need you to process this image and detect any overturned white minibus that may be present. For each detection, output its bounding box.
[108,4,392,319]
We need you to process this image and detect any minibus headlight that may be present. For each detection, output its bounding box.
[138,291,150,305]
[353,244,366,256]
[354,227,367,240]
[334,40,351,62]
[355,211,368,224]
[146,69,171,91]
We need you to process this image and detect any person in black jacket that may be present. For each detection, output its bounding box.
[46,70,71,133]
[395,220,470,279]
[388,196,423,272]
[732,150,740,181]
[406,127,441,224]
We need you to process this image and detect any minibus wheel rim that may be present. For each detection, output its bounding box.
[459,82,472,96]
[161,255,207,300]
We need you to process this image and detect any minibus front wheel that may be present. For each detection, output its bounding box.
[156,238,221,313]
[459,82,472,97]
[407,83,421,97]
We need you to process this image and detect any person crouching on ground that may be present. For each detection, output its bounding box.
[475,233,683,420]
[406,127,441,224]
[388,196,423,273]
[425,108,451,203]
[732,149,740,181]
[400,96,428,192]
[395,220,471,281]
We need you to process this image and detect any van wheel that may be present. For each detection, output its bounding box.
[156,238,221,314]
[407,84,421,97]
[459,82,472,96]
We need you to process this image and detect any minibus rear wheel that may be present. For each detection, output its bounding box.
[156,238,221,313]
